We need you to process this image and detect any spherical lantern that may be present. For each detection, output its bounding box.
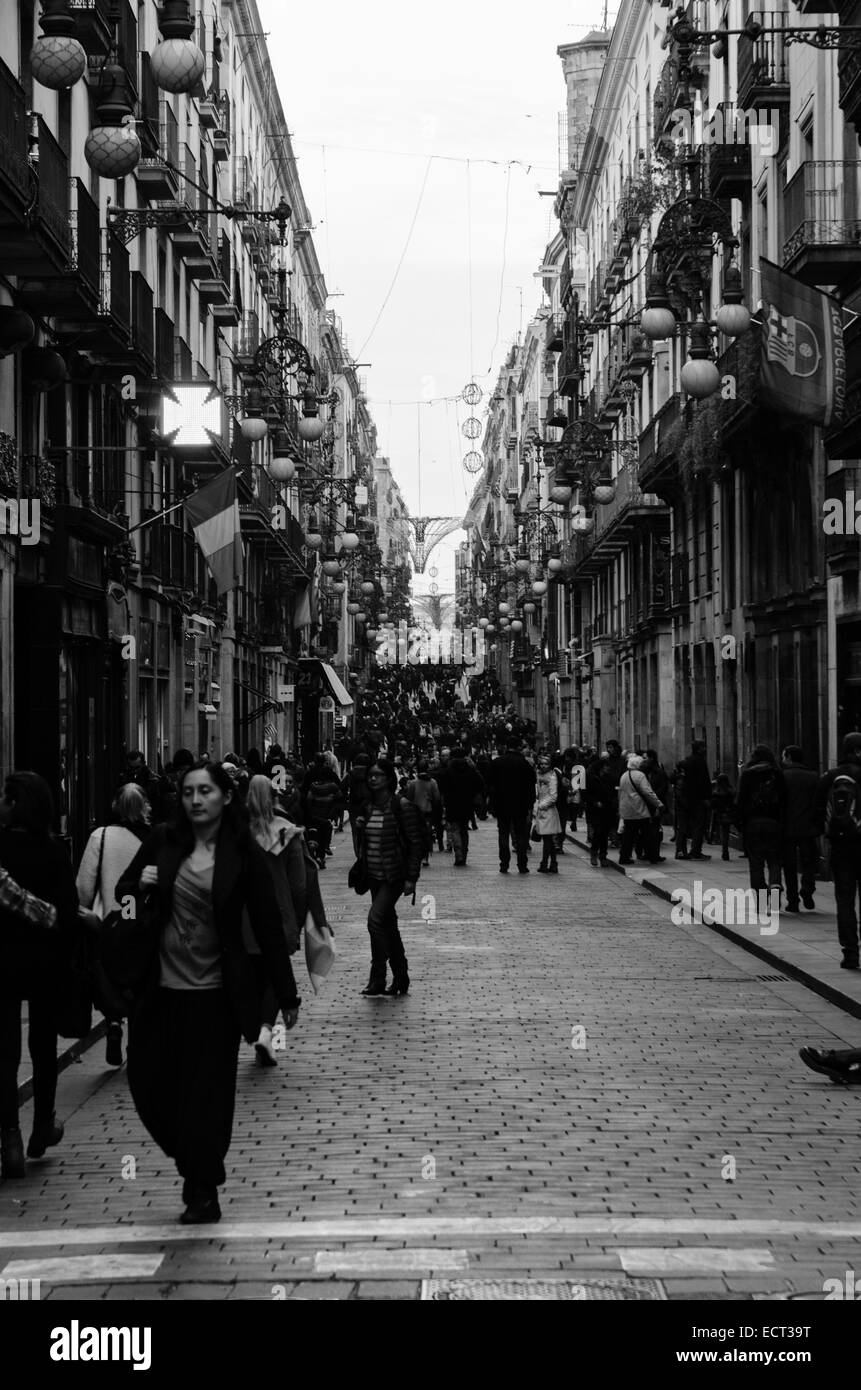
[478,617,489,629]
[510,619,524,633]
[340,517,360,551]
[550,482,573,505]
[298,416,325,442]
[378,610,389,622]
[85,120,141,179]
[322,557,342,577]
[30,1,86,90]
[305,514,323,548]
[360,580,375,596]
[354,610,367,623]
[593,482,616,505]
[150,38,205,93]
[514,553,531,574]
[267,456,296,483]
[0,306,36,358]
[365,626,378,639]
[151,0,206,92]
[681,321,721,399]
[498,601,510,616]
[22,346,66,392]
[547,556,563,575]
[640,276,676,341]
[31,35,86,90]
[240,416,268,442]
[715,264,751,339]
[572,513,595,535]
[485,624,496,635]
[347,601,361,615]
[523,601,537,615]
[332,579,346,595]
[531,580,548,597]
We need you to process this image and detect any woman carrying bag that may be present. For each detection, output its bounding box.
[534,753,562,874]
[76,784,151,1068]
[351,758,424,997]
[244,776,307,1067]
[0,772,80,1178]
[115,761,300,1225]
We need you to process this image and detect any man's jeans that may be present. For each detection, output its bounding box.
[448,819,470,863]
[746,820,782,892]
[782,836,818,907]
[832,853,861,964]
[366,879,408,987]
[677,801,707,856]
[496,810,529,871]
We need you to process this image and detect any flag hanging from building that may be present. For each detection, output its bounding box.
[759,259,846,426]
[183,469,244,595]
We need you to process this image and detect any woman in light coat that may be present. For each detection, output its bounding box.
[618,755,664,866]
[76,784,151,1068]
[534,753,562,874]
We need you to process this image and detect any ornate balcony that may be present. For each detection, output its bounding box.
[545,311,564,353]
[783,161,861,289]
[136,106,180,200]
[19,178,100,319]
[0,116,69,276]
[737,12,790,113]
[639,392,685,500]
[68,0,114,55]
[705,121,752,200]
[0,57,30,221]
[557,342,584,397]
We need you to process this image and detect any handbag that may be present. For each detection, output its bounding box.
[304,910,336,995]
[348,857,369,894]
[97,888,160,1014]
[530,820,542,843]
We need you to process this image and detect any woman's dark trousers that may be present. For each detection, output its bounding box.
[0,989,58,1131]
[366,879,408,988]
[540,834,558,870]
[127,987,241,1201]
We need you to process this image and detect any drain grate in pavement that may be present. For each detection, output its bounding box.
[421,1277,665,1301]
[696,975,785,983]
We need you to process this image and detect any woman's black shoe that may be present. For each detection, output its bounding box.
[385,976,410,996]
[361,981,388,996]
[1,1127,25,1179]
[105,1023,123,1068]
[179,1198,222,1225]
[27,1115,64,1159]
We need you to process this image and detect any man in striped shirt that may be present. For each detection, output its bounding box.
[0,866,57,928]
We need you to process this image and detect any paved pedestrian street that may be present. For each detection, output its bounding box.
[3,825,861,1303]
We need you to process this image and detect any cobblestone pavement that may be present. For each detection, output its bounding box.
[3,822,861,1302]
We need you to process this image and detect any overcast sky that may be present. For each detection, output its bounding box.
[257,0,614,598]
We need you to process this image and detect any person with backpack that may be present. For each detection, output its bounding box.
[780,746,819,913]
[812,732,861,969]
[618,755,665,866]
[351,758,424,997]
[734,745,786,905]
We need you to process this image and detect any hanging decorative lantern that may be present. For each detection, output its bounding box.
[150,0,206,94]
[547,556,563,574]
[514,552,531,574]
[0,306,36,358]
[340,515,360,551]
[572,513,595,535]
[485,624,496,635]
[640,274,676,341]
[365,626,378,639]
[360,580,376,596]
[510,619,524,634]
[378,609,389,622]
[354,610,367,623]
[298,415,325,442]
[593,481,616,505]
[531,579,548,597]
[30,0,86,90]
[240,383,268,441]
[549,482,573,505]
[681,320,721,400]
[523,601,537,615]
[85,57,141,178]
[478,617,489,629]
[305,513,323,548]
[332,579,347,595]
[22,346,66,391]
[267,456,296,483]
[714,264,751,338]
[498,601,510,616]
[321,556,342,577]
[347,599,361,615]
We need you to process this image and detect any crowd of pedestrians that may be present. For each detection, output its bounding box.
[3,659,861,1206]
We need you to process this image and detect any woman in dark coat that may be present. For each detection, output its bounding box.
[0,772,80,1178]
[116,761,301,1224]
[352,758,424,997]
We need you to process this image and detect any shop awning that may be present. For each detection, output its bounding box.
[320,662,354,709]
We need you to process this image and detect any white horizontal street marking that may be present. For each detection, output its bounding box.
[0,1218,859,1248]
[619,1248,774,1274]
[314,1248,469,1273]
[2,1254,164,1281]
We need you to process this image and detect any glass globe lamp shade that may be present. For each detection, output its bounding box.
[267,456,295,483]
[340,528,360,551]
[531,580,548,597]
[31,35,86,89]
[523,602,537,615]
[360,580,375,595]
[514,555,531,574]
[365,627,378,639]
[240,416,268,442]
[478,617,489,628]
[572,513,595,535]
[378,610,389,622]
[714,301,751,337]
[593,483,616,505]
[322,557,342,577]
[85,122,141,178]
[681,355,721,399]
[640,304,676,341]
[485,624,496,635]
[547,556,563,574]
[354,611,367,623]
[298,416,325,442]
[549,483,573,505]
[305,532,323,550]
[150,38,205,93]
[0,307,36,358]
[347,601,361,615]
[497,602,510,616]
[332,579,346,595]
[510,619,524,633]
